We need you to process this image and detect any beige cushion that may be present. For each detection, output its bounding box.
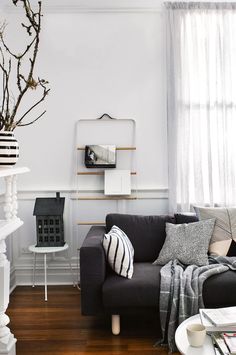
[194,206,236,256]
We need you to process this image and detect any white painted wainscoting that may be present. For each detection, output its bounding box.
[9,188,168,289]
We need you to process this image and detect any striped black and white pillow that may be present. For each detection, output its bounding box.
[102,225,134,279]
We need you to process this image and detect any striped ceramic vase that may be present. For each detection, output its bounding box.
[0,131,19,167]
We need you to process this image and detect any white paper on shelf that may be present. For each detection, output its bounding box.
[104,170,131,195]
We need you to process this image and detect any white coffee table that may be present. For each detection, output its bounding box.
[175,314,215,355]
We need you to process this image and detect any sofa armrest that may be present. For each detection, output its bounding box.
[80,226,106,315]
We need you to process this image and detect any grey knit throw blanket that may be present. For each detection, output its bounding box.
[158,256,236,352]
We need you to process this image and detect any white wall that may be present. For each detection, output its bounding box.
[2,0,168,286]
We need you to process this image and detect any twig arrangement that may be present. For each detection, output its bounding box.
[0,0,50,131]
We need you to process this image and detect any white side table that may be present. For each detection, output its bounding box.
[175,314,215,355]
[28,243,74,301]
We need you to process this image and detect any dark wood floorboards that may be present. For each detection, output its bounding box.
[7,286,180,355]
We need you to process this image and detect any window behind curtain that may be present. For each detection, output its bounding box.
[167,3,236,212]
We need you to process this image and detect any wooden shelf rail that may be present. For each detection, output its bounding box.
[77,146,136,151]
[77,171,136,176]
[77,221,105,225]
[76,196,137,200]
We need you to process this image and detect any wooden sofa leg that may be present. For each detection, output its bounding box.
[111,314,120,335]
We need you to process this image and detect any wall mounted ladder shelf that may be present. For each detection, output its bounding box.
[75,115,137,226]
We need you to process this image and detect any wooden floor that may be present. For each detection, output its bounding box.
[7,286,180,355]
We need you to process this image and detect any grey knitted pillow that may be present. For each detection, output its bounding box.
[153,219,215,266]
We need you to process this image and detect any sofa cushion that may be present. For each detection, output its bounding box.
[153,219,215,266]
[227,240,236,256]
[203,269,236,307]
[103,262,161,308]
[102,225,134,279]
[175,213,236,257]
[175,213,198,224]
[106,214,175,262]
[103,262,236,309]
[194,206,236,256]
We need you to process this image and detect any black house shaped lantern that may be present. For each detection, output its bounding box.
[33,192,65,247]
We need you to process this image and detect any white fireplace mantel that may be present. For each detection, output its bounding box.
[0,166,29,355]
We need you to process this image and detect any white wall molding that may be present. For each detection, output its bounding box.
[4,0,165,14]
[8,186,168,287]
[16,187,168,201]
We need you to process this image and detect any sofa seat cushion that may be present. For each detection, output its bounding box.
[103,262,161,308]
[203,269,236,307]
[106,214,175,262]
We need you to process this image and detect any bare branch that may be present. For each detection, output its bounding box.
[9,1,42,123]
[16,59,22,93]
[0,57,11,128]
[0,47,7,114]
[0,0,50,130]
[15,87,50,126]
[0,0,49,131]
[18,36,36,59]
[0,21,37,61]
[17,110,46,127]
[22,0,40,32]
[0,30,20,60]
[0,22,7,38]
[5,59,11,124]
[21,22,33,36]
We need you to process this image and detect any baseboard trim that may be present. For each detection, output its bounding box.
[10,283,17,294]
[10,266,16,293]
[14,264,78,286]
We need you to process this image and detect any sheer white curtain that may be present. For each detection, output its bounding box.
[167,2,236,213]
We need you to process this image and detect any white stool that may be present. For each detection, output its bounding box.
[28,243,74,301]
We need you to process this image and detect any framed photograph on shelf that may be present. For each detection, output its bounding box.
[84,145,116,168]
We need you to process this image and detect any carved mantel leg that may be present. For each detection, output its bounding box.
[0,167,29,355]
[11,175,19,222]
[0,240,16,355]
[3,176,13,221]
